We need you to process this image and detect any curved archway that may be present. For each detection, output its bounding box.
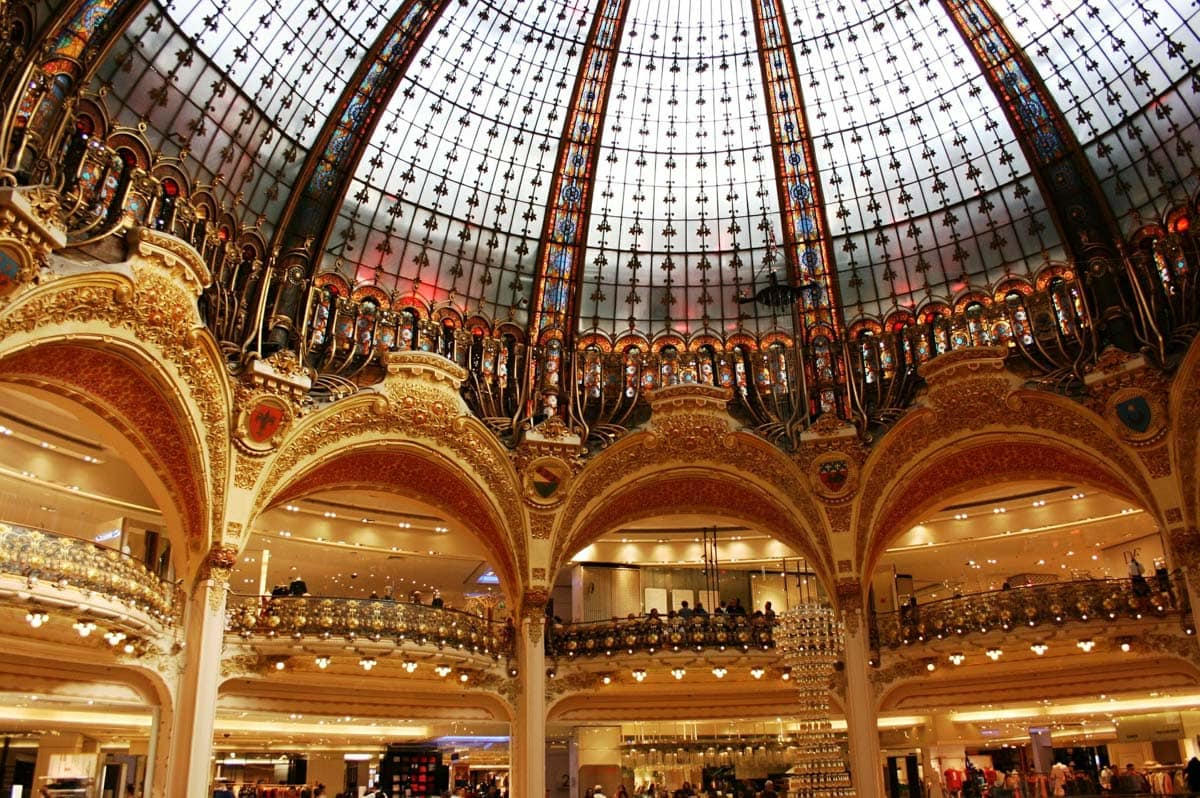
[557,469,832,593]
[259,443,520,605]
[0,340,210,556]
[555,421,832,583]
[860,436,1149,581]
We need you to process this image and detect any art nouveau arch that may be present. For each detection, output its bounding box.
[556,468,833,592]
[856,349,1163,583]
[249,382,527,602]
[0,236,232,564]
[552,387,832,585]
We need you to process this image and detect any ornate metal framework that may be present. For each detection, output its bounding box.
[940,0,1132,352]
[528,0,633,343]
[263,0,454,353]
[747,0,847,422]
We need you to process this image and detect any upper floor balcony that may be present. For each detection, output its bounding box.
[225,595,513,667]
[547,613,776,659]
[0,521,179,642]
[874,574,1189,651]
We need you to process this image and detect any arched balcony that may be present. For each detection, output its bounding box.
[0,522,180,643]
[225,594,513,668]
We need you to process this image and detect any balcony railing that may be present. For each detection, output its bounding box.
[874,575,1187,649]
[547,614,776,658]
[0,522,178,625]
[226,595,511,658]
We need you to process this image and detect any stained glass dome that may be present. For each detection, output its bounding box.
[97,0,1200,342]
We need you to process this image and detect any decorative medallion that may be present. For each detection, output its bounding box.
[812,451,857,501]
[1106,387,1166,445]
[523,456,572,506]
[235,394,293,453]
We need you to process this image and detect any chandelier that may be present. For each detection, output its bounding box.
[775,602,856,798]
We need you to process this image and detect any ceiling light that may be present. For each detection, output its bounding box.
[73,619,95,637]
[1119,640,1132,653]
[671,667,686,680]
[948,653,965,666]
[780,667,791,681]
[1077,639,1095,653]
[435,665,452,678]
[103,630,126,646]
[600,675,611,685]
[632,668,647,682]
[925,661,936,672]
[459,671,470,683]
[1030,643,1048,656]
[402,660,418,673]
[712,667,728,679]
[750,667,764,679]
[359,656,377,671]
[985,647,1002,661]
[25,611,48,628]
[315,656,331,669]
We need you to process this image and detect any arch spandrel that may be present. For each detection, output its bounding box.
[855,348,1163,578]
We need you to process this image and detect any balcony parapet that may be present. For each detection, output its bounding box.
[875,575,1187,649]
[548,614,776,658]
[0,522,179,635]
[226,595,512,660]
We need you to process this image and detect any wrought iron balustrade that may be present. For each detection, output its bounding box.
[226,594,511,658]
[874,575,1187,649]
[546,614,776,658]
[0,522,178,625]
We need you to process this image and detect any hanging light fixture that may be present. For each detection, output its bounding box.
[632,668,647,682]
[985,647,1003,661]
[1077,639,1095,652]
[315,655,331,669]
[948,652,965,665]
[25,611,48,628]
[73,618,96,637]
[750,666,765,679]
[1030,643,1048,656]
[671,667,686,680]
[711,666,728,679]
[103,630,126,646]
[435,664,452,678]
[459,671,471,683]
[402,660,418,673]
[774,585,856,797]
[359,656,377,671]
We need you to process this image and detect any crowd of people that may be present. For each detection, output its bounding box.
[584,779,782,797]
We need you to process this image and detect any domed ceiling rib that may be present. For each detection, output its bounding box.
[529,0,635,341]
[941,0,1128,329]
[748,0,841,341]
[273,0,454,257]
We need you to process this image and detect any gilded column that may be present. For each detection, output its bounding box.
[163,544,237,797]
[512,613,548,798]
[843,609,883,798]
